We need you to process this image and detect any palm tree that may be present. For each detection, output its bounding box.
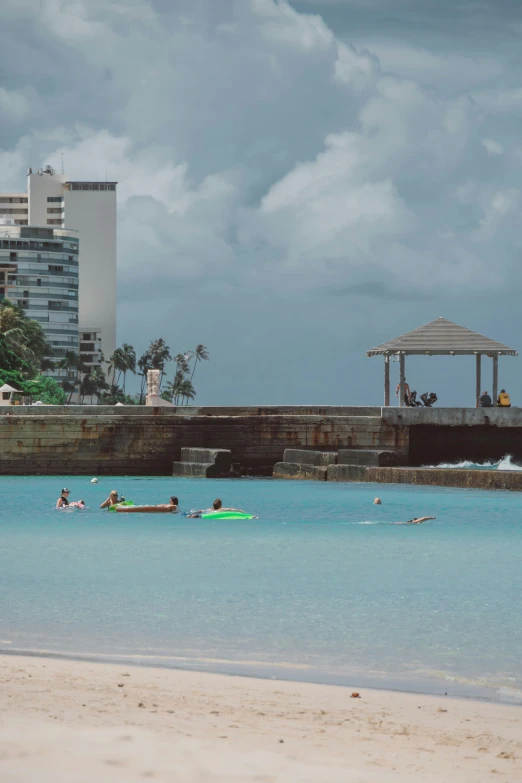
[190,344,209,382]
[108,348,126,388]
[58,350,81,403]
[162,369,185,404]
[120,343,136,394]
[148,338,172,390]
[0,299,52,376]
[89,366,109,404]
[179,378,196,405]
[137,349,152,404]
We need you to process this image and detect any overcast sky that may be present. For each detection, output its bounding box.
[2,0,522,405]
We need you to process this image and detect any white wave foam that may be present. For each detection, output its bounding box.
[424,455,522,471]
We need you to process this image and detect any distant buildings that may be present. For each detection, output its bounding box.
[0,166,117,378]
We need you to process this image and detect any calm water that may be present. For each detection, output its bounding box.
[1,476,522,701]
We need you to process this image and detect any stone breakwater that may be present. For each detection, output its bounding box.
[327,465,522,491]
[1,405,522,477]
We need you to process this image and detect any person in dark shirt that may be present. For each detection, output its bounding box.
[479,391,492,408]
[56,488,70,508]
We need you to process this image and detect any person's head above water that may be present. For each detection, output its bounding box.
[110,490,118,498]
[170,496,179,505]
[373,497,382,505]
[61,488,70,496]
[213,498,222,510]
[501,389,506,393]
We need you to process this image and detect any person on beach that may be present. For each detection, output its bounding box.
[497,389,511,407]
[100,490,124,509]
[56,488,70,508]
[479,390,492,407]
[395,379,411,406]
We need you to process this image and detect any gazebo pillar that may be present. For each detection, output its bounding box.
[384,355,390,406]
[475,354,481,407]
[492,354,498,404]
[399,353,405,407]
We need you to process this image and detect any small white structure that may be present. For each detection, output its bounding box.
[0,383,21,405]
[145,369,173,407]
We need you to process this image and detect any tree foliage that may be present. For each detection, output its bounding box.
[0,300,52,377]
[0,369,66,405]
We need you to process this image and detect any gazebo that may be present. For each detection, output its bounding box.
[367,318,517,407]
[0,383,22,405]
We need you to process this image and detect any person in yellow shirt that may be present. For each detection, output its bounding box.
[497,389,511,407]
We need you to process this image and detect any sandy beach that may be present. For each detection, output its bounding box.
[0,654,520,781]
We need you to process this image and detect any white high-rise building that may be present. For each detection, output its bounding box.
[0,166,117,370]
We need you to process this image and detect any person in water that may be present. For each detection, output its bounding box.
[404,516,435,524]
[373,497,382,505]
[155,496,179,511]
[69,500,85,509]
[187,498,245,518]
[56,488,70,508]
[100,490,124,509]
[211,498,245,512]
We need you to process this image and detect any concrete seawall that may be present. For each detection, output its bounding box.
[328,465,522,491]
[0,405,406,475]
[1,405,522,476]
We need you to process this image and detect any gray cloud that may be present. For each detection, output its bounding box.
[1,0,521,403]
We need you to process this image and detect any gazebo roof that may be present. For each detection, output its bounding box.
[367,318,517,357]
[0,383,21,393]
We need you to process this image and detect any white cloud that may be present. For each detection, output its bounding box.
[0,0,519,303]
[482,138,503,156]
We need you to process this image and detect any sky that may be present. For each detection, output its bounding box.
[2,0,522,405]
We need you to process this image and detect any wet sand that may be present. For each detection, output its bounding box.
[1,654,521,781]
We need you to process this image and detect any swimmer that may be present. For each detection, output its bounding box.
[69,500,85,509]
[56,488,70,508]
[211,498,245,513]
[100,490,124,509]
[373,497,382,505]
[153,496,179,512]
[187,498,245,518]
[405,516,435,525]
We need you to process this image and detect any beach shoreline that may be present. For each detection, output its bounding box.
[2,643,520,706]
[1,653,521,782]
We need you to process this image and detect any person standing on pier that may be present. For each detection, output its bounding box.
[395,379,411,406]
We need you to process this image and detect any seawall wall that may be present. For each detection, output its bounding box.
[1,405,522,476]
[0,406,405,475]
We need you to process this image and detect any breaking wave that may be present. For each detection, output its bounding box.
[424,455,522,471]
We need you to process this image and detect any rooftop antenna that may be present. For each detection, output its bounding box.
[61,153,64,175]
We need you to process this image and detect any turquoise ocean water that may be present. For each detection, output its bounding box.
[1,476,521,702]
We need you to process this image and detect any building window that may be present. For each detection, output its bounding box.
[10,252,16,260]
[47,207,63,214]
[23,290,29,297]
[68,256,73,262]
[48,301,62,309]
[18,300,28,308]
[37,279,41,287]
[48,265,64,273]
[47,197,63,202]
[47,219,62,225]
